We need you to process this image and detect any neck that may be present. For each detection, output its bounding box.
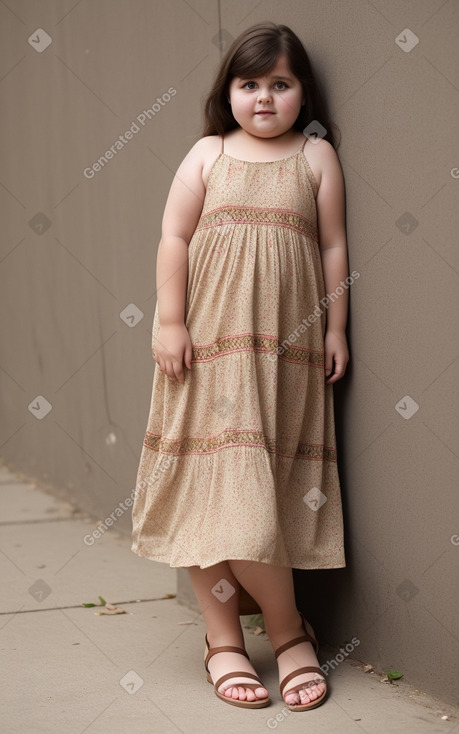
[238,128,297,148]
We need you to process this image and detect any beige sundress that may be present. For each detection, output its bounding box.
[131,134,346,570]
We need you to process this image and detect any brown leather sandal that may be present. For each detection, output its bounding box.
[274,611,327,711]
[204,635,271,708]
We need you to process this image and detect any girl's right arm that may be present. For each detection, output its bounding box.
[153,138,208,384]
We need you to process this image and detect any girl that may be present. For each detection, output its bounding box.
[131,21,349,712]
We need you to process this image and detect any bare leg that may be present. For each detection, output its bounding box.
[228,560,327,707]
[187,561,269,702]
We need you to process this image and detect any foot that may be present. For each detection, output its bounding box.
[278,649,327,706]
[206,641,269,703]
[275,618,327,707]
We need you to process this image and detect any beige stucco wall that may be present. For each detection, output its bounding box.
[1,0,458,705]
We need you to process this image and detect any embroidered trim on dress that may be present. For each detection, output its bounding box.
[143,429,336,462]
[195,205,318,241]
[190,333,324,367]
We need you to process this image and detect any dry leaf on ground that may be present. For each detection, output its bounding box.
[94,602,127,615]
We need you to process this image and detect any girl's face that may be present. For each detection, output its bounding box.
[228,54,304,139]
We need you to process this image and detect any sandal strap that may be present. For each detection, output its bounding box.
[274,633,318,659]
[280,666,325,696]
[204,639,250,670]
[213,671,263,692]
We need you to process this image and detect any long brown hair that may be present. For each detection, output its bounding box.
[202,22,340,149]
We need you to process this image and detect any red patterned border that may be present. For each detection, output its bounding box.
[195,205,318,241]
[189,333,324,367]
[144,429,336,462]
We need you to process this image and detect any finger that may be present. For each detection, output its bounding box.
[172,361,185,384]
[164,360,175,381]
[326,362,345,383]
[185,342,192,370]
[334,359,348,378]
[159,359,171,378]
[336,363,346,379]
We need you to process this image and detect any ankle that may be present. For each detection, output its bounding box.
[206,630,245,650]
[265,612,304,647]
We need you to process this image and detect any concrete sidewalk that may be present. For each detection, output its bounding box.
[1,465,457,734]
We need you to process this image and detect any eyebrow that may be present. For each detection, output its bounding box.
[239,75,293,82]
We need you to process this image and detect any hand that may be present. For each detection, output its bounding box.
[153,323,192,385]
[324,330,349,384]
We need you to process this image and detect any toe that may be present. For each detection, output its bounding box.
[284,680,326,706]
[220,683,268,702]
[306,680,326,700]
[241,685,268,702]
[255,686,269,700]
[285,690,300,706]
[299,688,311,703]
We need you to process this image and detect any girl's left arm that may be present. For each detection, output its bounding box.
[315,140,349,384]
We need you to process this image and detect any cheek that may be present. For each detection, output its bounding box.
[232,96,252,115]
[277,91,302,112]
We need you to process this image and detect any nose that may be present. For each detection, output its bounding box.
[257,86,272,103]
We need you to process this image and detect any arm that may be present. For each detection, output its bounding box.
[315,140,349,384]
[154,138,207,383]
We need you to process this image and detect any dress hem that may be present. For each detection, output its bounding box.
[131,544,346,571]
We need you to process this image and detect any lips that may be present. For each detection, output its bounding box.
[256,111,274,115]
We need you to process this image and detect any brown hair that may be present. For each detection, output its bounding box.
[202,22,340,149]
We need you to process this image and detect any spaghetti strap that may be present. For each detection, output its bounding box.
[221,135,224,153]
[300,135,307,152]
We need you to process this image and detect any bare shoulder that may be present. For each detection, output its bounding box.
[197,135,223,188]
[167,135,221,207]
[176,136,211,171]
[303,137,342,191]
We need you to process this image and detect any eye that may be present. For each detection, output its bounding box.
[241,80,289,90]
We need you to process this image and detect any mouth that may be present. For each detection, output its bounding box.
[256,111,274,116]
